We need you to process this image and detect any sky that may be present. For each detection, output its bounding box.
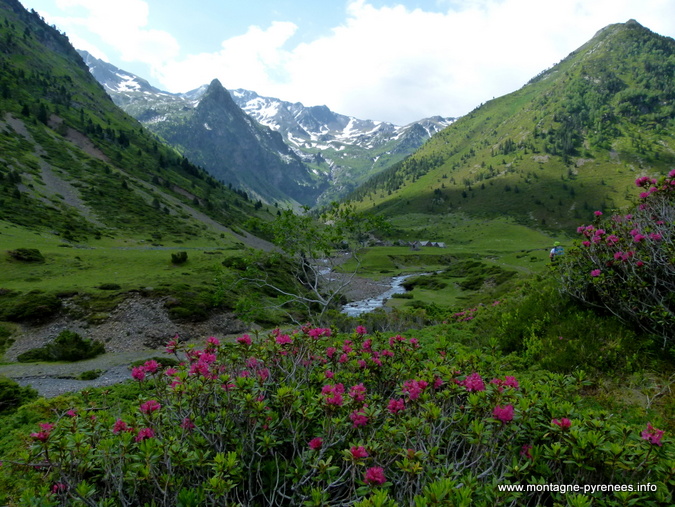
[17,0,675,125]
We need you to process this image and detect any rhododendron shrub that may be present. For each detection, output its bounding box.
[15,327,673,506]
[559,170,675,347]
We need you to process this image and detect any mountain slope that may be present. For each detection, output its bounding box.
[349,20,675,231]
[148,78,328,207]
[231,88,454,204]
[0,0,266,243]
[78,51,453,206]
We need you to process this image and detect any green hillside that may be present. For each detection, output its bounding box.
[0,0,268,241]
[349,20,675,231]
[0,0,279,331]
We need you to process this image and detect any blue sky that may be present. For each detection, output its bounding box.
[18,0,675,125]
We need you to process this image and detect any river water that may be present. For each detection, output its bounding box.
[341,274,418,317]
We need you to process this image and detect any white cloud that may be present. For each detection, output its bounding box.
[37,0,675,124]
[156,21,298,94]
[52,0,179,64]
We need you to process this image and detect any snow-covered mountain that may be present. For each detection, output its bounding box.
[230,88,453,152]
[79,50,454,205]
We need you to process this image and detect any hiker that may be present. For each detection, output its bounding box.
[549,241,564,263]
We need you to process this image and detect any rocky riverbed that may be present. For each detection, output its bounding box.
[0,275,398,398]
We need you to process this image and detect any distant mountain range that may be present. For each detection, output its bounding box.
[79,50,454,206]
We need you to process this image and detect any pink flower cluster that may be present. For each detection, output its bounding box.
[322,383,345,407]
[402,379,429,400]
[349,406,369,428]
[112,419,133,434]
[364,466,386,485]
[490,375,519,391]
[641,422,664,446]
[387,398,405,414]
[131,359,163,381]
[492,404,514,423]
[306,327,331,338]
[350,445,368,459]
[552,417,572,430]
[307,437,323,450]
[139,399,161,414]
[135,427,155,442]
[236,334,252,345]
[461,372,486,392]
[275,334,293,345]
[30,422,55,442]
[349,383,367,403]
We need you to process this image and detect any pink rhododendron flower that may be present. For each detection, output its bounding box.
[641,423,664,446]
[276,334,293,345]
[30,423,55,442]
[388,334,405,347]
[236,334,251,345]
[364,466,386,485]
[200,352,217,365]
[493,404,514,423]
[325,393,343,406]
[51,483,67,494]
[594,210,603,216]
[131,366,146,381]
[325,370,334,379]
[350,445,369,459]
[387,398,405,414]
[112,419,132,434]
[206,336,220,348]
[66,409,77,417]
[323,383,345,407]
[139,400,161,414]
[355,325,367,335]
[350,407,369,428]
[349,383,367,402]
[590,269,602,277]
[165,338,179,354]
[338,353,349,363]
[142,360,160,374]
[462,372,485,392]
[308,437,323,450]
[552,418,572,430]
[308,327,331,338]
[135,427,155,442]
[491,375,519,391]
[520,444,533,460]
[181,417,195,430]
[402,379,428,400]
